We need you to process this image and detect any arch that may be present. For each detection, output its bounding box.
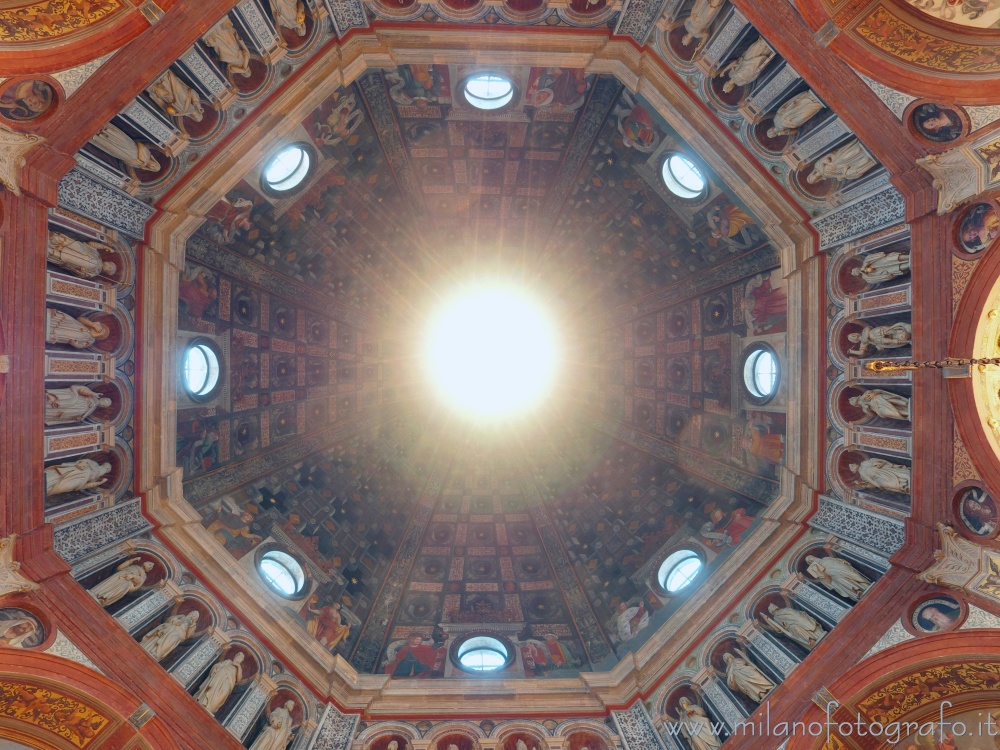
[551,718,617,747]
[950,239,1000,498]
[352,721,417,750]
[785,630,1000,750]
[0,11,152,76]
[792,0,1000,104]
[0,649,181,750]
[424,722,485,750]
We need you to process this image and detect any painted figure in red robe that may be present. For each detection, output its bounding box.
[383,634,444,678]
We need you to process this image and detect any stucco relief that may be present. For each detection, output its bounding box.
[954,421,983,483]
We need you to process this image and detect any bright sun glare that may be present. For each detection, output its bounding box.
[424,283,561,421]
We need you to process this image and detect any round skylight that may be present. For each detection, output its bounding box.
[423,282,561,421]
[262,143,312,193]
[658,549,702,593]
[258,550,305,597]
[743,346,780,401]
[661,153,706,199]
[182,342,220,398]
[456,636,508,672]
[464,74,515,110]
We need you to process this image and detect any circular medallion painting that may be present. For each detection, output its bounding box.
[959,486,998,536]
[0,79,56,121]
[958,203,1000,254]
[911,596,963,633]
[0,607,44,648]
[911,103,964,142]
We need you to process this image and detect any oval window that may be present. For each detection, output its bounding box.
[262,143,312,193]
[258,550,306,598]
[182,341,220,399]
[464,74,515,111]
[743,346,780,401]
[661,153,707,200]
[456,635,509,672]
[658,549,702,593]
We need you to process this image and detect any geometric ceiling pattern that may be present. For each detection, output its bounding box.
[175,62,787,676]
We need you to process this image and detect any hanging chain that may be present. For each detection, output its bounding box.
[865,357,1000,372]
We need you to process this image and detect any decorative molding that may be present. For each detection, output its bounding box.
[0,125,44,197]
[52,53,115,98]
[223,677,270,741]
[307,703,360,750]
[612,702,668,750]
[917,146,989,214]
[787,116,851,166]
[855,73,915,121]
[44,631,104,674]
[542,76,623,228]
[170,632,226,688]
[0,680,111,748]
[323,0,368,36]
[356,71,423,213]
[793,581,851,623]
[918,523,983,591]
[836,539,890,573]
[963,604,1000,630]
[809,495,905,557]
[613,0,669,44]
[953,420,982,483]
[57,168,156,239]
[115,584,175,633]
[0,535,39,598]
[863,618,914,659]
[746,627,797,677]
[812,184,906,250]
[53,498,151,564]
[699,678,748,731]
[741,62,801,121]
[967,106,1000,133]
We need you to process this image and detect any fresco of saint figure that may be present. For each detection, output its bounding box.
[911,597,962,633]
[0,80,55,121]
[911,103,964,142]
[958,202,1000,254]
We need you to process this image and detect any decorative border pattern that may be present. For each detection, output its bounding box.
[612,702,668,750]
[53,498,150,564]
[809,495,906,557]
[308,704,360,750]
[613,0,668,44]
[812,184,906,251]
[58,168,156,239]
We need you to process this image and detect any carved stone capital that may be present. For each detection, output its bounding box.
[0,534,39,598]
[918,523,982,590]
[917,147,986,214]
[0,125,45,197]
